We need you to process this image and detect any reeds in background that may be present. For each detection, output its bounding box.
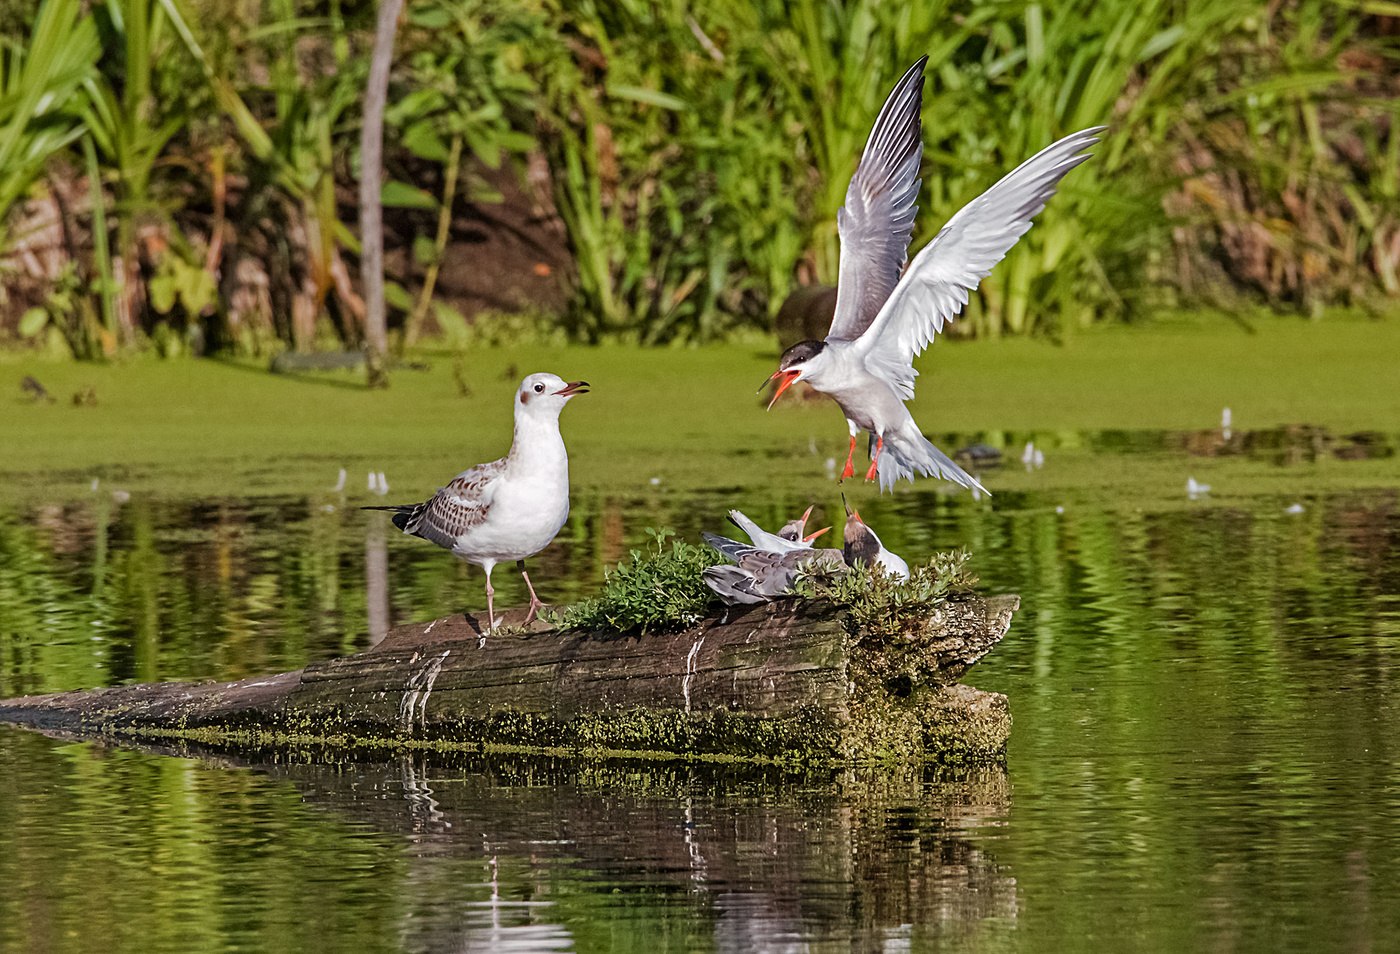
[0,0,1395,353]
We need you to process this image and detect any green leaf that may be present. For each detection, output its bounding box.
[431,300,471,343]
[176,264,218,313]
[402,121,451,163]
[462,125,502,169]
[409,5,452,29]
[149,271,178,314]
[381,180,438,210]
[412,235,439,268]
[386,88,447,126]
[18,307,48,338]
[384,281,414,312]
[606,84,688,111]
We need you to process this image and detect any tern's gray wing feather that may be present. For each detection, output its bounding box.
[400,458,505,549]
[827,56,927,342]
[703,532,760,563]
[703,538,847,605]
[854,127,1104,398]
[703,566,768,605]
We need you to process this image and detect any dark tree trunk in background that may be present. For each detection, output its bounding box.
[358,0,403,389]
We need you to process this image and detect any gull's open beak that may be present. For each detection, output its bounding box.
[803,526,831,543]
[555,380,590,397]
[765,370,801,411]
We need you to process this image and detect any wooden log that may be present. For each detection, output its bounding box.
[0,594,1019,765]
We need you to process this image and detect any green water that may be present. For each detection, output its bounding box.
[2,326,1399,951]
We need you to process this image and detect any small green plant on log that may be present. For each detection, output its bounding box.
[793,550,978,642]
[556,529,714,635]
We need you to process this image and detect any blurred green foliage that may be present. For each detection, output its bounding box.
[0,0,1397,353]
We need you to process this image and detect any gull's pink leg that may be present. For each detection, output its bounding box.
[840,435,857,480]
[865,436,884,482]
[483,573,496,632]
[518,560,544,624]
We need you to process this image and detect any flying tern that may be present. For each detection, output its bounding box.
[766,56,1103,493]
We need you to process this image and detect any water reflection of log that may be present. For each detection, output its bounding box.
[244,751,1018,951]
[0,595,1019,765]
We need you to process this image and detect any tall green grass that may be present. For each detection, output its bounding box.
[0,0,96,248]
[0,0,1395,353]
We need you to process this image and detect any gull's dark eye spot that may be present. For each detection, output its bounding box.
[534,383,545,393]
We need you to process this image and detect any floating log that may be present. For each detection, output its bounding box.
[0,594,1019,766]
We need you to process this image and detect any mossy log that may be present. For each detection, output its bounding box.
[0,594,1019,765]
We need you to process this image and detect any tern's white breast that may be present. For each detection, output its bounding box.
[810,347,910,433]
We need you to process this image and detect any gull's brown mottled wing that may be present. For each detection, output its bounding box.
[400,458,505,550]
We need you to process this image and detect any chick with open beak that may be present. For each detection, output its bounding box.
[777,504,831,544]
[841,493,910,581]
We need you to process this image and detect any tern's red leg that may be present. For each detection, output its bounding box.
[840,435,857,480]
[865,436,885,481]
[518,560,544,624]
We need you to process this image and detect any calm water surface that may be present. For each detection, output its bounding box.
[1,428,1398,952]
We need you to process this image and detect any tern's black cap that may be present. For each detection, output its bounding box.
[778,339,826,370]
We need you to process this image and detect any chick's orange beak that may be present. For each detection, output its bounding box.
[803,526,831,543]
[766,369,801,410]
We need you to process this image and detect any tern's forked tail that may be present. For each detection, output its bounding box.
[876,423,989,495]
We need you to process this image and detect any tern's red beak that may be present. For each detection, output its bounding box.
[765,370,801,410]
[803,526,831,543]
[555,380,590,397]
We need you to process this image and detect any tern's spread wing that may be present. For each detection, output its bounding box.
[827,56,927,343]
[401,459,504,549]
[853,127,1104,398]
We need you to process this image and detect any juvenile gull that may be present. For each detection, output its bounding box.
[765,55,1103,493]
[364,372,588,631]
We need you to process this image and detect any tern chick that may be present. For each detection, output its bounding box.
[841,495,909,581]
[702,532,845,606]
[728,506,830,552]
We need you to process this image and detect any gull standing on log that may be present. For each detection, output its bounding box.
[765,56,1103,493]
[364,372,588,631]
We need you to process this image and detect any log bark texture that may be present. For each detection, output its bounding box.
[0,595,1019,765]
